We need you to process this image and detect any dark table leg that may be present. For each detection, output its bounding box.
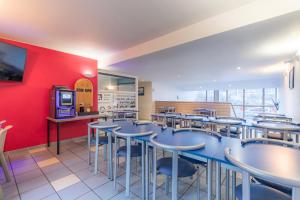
[47,120,50,147]
[57,122,60,154]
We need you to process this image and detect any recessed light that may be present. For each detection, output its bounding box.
[177,74,181,78]
[213,79,217,82]
[199,86,202,89]
[236,67,241,70]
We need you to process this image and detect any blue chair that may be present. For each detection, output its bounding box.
[236,183,291,200]
[211,116,245,138]
[156,157,199,195]
[219,127,241,138]
[253,177,292,196]
[256,120,296,142]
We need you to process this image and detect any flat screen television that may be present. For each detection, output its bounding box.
[0,42,27,81]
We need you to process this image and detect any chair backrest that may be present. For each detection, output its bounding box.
[241,138,300,149]
[0,125,13,152]
[172,128,222,139]
[257,120,298,126]
[0,120,6,129]
[216,116,246,123]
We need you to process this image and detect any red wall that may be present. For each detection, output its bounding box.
[0,38,98,151]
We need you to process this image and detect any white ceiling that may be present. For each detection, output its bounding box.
[0,0,253,59]
[109,11,300,90]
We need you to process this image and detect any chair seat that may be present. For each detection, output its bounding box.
[253,177,292,196]
[267,132,293,142]
[220,127,240,134]
[236,183,291,200]
[91,136,115,145]
[157,157,197,178]
[180,155,207,166]
[117,145,142,157]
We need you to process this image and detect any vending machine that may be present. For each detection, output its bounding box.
[50,86,76,119]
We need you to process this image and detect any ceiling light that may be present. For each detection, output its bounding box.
[177,74,181,78]
[213,79,217,82]
[199,86,202,89]
[236,67,241,70]
[106,85,115,90]
[82,70,96,78]
[228,84,232,88]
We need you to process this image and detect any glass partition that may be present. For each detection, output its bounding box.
[98,73,137,114]
[98,73,135,92]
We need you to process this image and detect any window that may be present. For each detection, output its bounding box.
[219,90,227,102]
[227,88,278,118]
[264,88,277,106]
[197,91,207,101]
[245,89,262,105]
[207,90,214,101]
[228,89,243,105]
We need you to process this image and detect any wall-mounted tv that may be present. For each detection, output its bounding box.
[0,42,27,82]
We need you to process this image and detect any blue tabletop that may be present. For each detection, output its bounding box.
[227,142,300,185]
[94,120,300,177]
[95,120,235,163]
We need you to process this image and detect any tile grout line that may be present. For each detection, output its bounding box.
[7,154,22,200]
[47,142,105,200]
[70,140,142,200]
[25,149,63,200]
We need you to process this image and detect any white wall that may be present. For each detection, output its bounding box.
[280,58,300,122]
[152,83,180,101]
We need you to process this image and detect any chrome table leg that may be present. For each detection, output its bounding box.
[171,151,178,200]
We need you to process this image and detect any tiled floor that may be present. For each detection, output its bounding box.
[1,138,241,200]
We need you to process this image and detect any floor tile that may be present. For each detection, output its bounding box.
[28,147,49,154]
[76,191,101,200]
[15,168,43,184]
[6,195,21,200]
[20,184,55,200]
[116,172,139,187]
[74,168,94,180]
[83,172,110,189]
[18,175,48,193]
[109,191,141,200]
[51,174,80,191]
[57,182,90,200]
[67,161,89,173]
[41,193,61,200]
[42,163,67,175]
[45,167,72,182]
[37,157,60,168]
[93,181,125,200]
[12,162,38,176]
[2,184,19,199]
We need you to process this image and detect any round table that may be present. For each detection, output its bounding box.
[88,121,119,176]
[225,139,300,200]
[112,121,157,197]
[180,115,208,128]
[209,117,245,137]
[252,121,300,141]
[256,113,292,122]
[150,128,219,200]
